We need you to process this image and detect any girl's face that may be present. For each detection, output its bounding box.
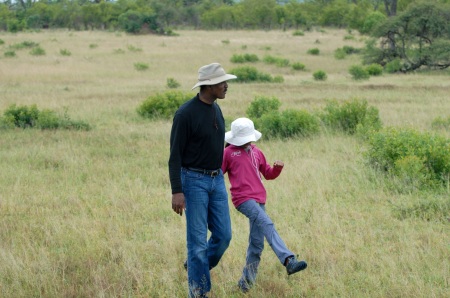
[241,142,252,151]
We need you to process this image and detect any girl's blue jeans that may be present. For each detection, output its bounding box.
[236,199,293,284]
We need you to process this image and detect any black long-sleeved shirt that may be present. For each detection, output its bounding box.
[168,94,225,194]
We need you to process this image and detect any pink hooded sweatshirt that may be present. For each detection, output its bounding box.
[222,144,283,208]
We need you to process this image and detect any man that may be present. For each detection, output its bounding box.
[168,63,237,298]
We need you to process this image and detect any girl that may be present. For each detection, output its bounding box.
[221,117,307,293]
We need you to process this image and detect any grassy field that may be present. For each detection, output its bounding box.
[0,29,449,297]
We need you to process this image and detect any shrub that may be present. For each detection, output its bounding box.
[1,104,90,130]
[246,96,281,119]
[307,48,320,55]
[313,70,327,81]
[334,48,346,60]
[0,39,4,45]
[230,53,259,63]
[36,109,61,129]
[385,58,402,73]
[137,90,193,119]
[365,127,450,187]
[431,116,450,130]
[4,50,16,57]
[257,109,320,139]
[30,46,45,56]
[361,11,386,35]
[320,98,382,135]
[365,63,383,76]
[134,62,149,71]
[166,77,180,89]
[9,41,39,50]
[342,45,360,54]
[343,35,355,40]
[349,65,370,80]
[263,55,290,67]
[292,62,306,71]
[229,66,282,83]
[293,30,304,36]
[3,104,40,128]
[60,49,71,56]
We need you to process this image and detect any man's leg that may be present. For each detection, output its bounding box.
[183,170,211,297]
[206,172,232,269]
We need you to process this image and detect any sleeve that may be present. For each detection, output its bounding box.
[168,113,188,194]
[221,148,228,174]
[258,148,283,180]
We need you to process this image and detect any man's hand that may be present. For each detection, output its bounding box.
[172,192,185,216]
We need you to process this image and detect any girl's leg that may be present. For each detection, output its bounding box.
[237,200,294,266]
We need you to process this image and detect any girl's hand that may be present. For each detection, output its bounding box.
[273,161,284,168]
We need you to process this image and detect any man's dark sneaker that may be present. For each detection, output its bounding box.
[237,277,252,293]
[285,256,307,275]
[184,260,187,271]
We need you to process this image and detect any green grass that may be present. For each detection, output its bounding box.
[0,29,448,297]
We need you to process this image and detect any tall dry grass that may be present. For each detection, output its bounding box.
[0,29,449,297]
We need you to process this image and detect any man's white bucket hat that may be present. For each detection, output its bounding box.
[225,117,262,146]
[192,63,237,90]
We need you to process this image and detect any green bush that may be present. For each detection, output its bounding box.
[30,46,45,56]
[230,53,259,63]
[293,30,304,36]
[263,55,290,67]
[361,11,386,35]
[0,39,4,45]
[3,104,39,128]
[257,109,320,139]
[431,116,450,130]
[1,104,90,130]
[349,65,370,80]
[229,66,282,83]
[313,70,327,81]
[134,62,149,71]
[342,45,360,54]
[292,62,306,71]
[334,48,346,60]
[246,96,281,119]
[4,50,16,57]
[60,49,71,56]
[365,127,450,187]
[385,58,402,73]
[307,48,320,55]
[365,63,383,76]
[166,77,180,89]
[320,98,382,135]
[35,109,61,129]
[137,90,193,119]
[9,41,39,50]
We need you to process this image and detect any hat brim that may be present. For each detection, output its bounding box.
[192,74,237,90]
[225,129,262,146]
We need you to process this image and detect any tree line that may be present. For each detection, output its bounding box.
[1,0,449,71]
[0,0,447,34]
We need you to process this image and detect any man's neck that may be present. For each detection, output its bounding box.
[198,91,216,105]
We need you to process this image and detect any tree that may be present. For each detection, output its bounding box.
[383,0,397,16]
[364,2,450,71]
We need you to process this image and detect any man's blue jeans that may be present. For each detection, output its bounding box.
[236,199,293,284]
[182,168,232,297]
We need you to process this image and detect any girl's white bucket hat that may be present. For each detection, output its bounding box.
[192,63,237,89]
[225,118,262,146]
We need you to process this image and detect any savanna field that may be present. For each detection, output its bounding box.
[0,29,449,297]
